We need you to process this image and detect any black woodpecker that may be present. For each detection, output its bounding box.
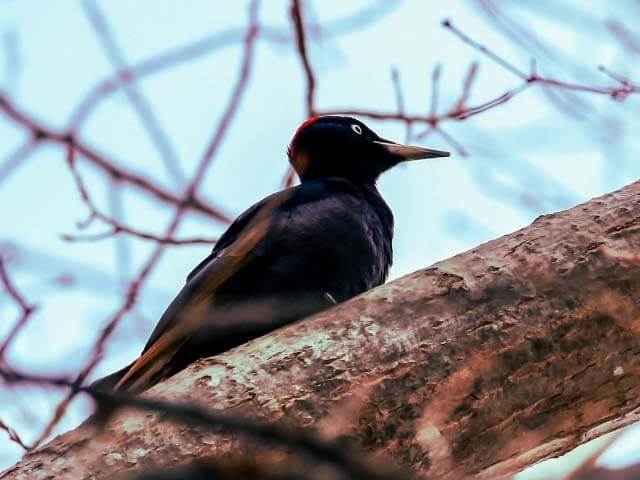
[95,115,449,393]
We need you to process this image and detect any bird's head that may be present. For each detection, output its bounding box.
[287,115,449,183]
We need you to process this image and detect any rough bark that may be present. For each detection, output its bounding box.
[4,180,640,480]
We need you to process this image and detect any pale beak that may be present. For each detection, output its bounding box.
[374,141,450,160]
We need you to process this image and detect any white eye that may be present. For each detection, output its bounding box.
[351,124,363,134]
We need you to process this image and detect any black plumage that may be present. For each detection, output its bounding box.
[95,116,448,393]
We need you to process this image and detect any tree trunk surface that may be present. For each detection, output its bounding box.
[4,180,640,480]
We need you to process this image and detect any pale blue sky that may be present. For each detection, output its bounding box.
[1,0,639,474]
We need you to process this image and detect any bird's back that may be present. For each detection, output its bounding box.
[213,177,393,304]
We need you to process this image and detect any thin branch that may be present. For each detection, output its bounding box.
[1,30,20,94]
[80,0,186,183]
[390,67,412,143]
[434,126,468,157]
[194,1,260,192]
[0,419,28,451]
[391,67,405,115]
[107,180,131,291]
[290,0,316,116]
[452,83,530,120]
[0,139,38,186]
[63,146,216,246]
[607,20,640,55]
[61,229,215,246]
[0,94,231,223]
[443,19,640,97]
[474,0,554,60]
[429,63,443,119]
[453,62,479,113]
[67,28,248,129]
[311,0,402,40]
[0,257,36,361]
[442,19,529,79]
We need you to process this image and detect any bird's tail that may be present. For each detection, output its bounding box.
[89,343,178,396]
[113,331,186,394]
[90,362,134,393]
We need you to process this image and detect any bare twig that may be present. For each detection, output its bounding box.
[607,20,640,55]
[0,419,28,451]
[0,140,38,186]
[67,28,248,130]
[61,230,215,246]
[429,63,443,120]
[194,1,260,192]
[0,257,36,361]
[443,19,640,98]
[290,0,316,117]
[0,95,231,223]
[390,68,412,143]
[453,62,479,113]
[81,0,186,183]
[63,145,216,246]
[1,30,20,94]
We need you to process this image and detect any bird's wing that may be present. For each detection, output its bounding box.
[184,189,287,284]
[114,179,367,393]
[114,190,290,393]
[140,189,294,356]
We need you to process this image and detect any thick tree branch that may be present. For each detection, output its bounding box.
[4,179,640,479]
